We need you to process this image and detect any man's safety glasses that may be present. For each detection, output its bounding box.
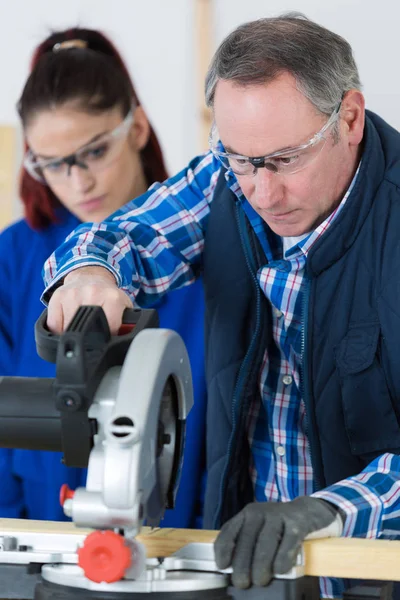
[209,101,342,177]
[24,110,134,184]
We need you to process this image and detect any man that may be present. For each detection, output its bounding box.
[42,14,400,597]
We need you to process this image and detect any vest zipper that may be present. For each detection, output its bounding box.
[300,278,322,491]
[213,202,262,529]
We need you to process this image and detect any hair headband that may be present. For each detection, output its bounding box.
[52,39,88,52]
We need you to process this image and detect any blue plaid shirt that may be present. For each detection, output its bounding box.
[44,150,400,597]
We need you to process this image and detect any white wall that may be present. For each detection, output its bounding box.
[0,0,198,175]
[0,0,399,217]
[213,0,400,130]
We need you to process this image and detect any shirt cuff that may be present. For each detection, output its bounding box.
[312,481,383,538]
[41,257,122,305]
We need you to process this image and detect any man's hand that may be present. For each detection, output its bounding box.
[214,497,342,589]
[47,266,133,334]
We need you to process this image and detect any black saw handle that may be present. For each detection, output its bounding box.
[35,306,158,363]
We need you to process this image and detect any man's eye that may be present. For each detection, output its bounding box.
[277,155,299,165]
[231,157,248,166]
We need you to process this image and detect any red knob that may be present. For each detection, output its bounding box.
[59,484,75,507]
[78,530,132,583]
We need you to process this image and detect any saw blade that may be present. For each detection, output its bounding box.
[156,378,177,513]
[145,377,178,526]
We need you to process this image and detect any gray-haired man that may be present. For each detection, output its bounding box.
[43,15,400,596]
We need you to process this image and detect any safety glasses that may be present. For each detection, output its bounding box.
[24,110,134,184]
[209,101,342,177]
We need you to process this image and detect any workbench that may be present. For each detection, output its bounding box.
[0,519,400,598]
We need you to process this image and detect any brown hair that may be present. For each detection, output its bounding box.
[18,27,168,229]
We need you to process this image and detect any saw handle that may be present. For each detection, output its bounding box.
[35,306,157,363]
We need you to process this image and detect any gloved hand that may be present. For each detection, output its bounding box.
[214,496,343,589]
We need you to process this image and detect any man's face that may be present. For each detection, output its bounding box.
[213,72,364,237]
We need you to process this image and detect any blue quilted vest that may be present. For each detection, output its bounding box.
[203,111,400,529]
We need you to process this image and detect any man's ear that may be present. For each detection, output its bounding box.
[129,105,151,151]
[341,89,365,146]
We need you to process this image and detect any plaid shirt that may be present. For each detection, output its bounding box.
[44,150,400,597]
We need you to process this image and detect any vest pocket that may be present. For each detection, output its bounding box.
[335,323,400,455]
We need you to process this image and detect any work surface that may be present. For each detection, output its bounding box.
[0,518,400,582]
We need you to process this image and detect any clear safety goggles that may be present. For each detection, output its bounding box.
[24,110,134,184]
[209,101,342,177]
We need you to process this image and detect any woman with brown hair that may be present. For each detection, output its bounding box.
[0,27,206,526]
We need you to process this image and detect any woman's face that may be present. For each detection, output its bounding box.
[25,103,150,222]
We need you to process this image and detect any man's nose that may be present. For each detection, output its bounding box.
[68,164,96,193]
[254,167,284,209]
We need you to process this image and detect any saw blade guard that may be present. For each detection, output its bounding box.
[64,328,194,533]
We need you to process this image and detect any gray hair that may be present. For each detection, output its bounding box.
[205,13,362,116]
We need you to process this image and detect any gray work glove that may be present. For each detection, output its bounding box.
[214,496,343,589]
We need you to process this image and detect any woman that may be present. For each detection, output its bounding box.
[0,28,206,526]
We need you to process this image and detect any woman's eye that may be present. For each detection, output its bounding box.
[44,160,64,172]
[83,144,109,161]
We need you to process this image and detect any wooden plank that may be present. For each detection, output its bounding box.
[136,526,217,557]
[1,520,400,581]
[303,537,400,581]
[0,125,17,230]
[0,518,90,535]
[195,0,213,151]
[0,520,216,555]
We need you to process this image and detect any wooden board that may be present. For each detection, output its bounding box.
[304,537,400,581]
[195,0,213,152]
[1,519,400,582]
[0,125,17,230]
